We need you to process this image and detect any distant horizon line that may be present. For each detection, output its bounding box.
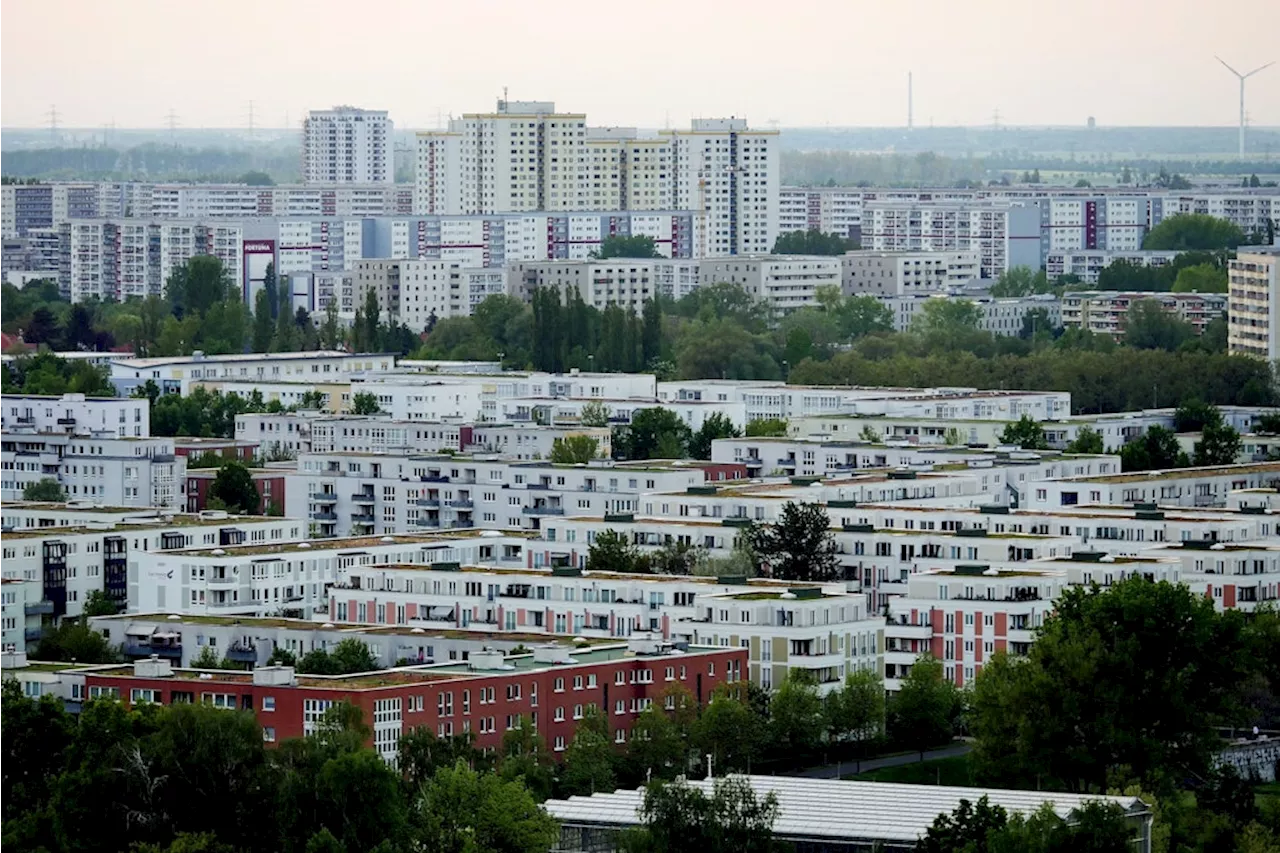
[3,123,1280,133]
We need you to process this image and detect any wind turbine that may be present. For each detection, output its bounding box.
[1216,56,1274,158]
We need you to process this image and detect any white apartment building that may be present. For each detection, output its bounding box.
[665,118,780,257]
[1026,462,1280,510]
[1,580,43,652]
[57,219,243,302]
[1,394,149,438]
[2,432,185,508]
[698,256,841,313]
[581,128,675,212]
[792,388,1073,428]
[881,293,1061,335]
[1042,195,1149,254]
[0,511,298,620]
[778,187,863,242]
[1228,247,1280,361]
[861,201,1043,280]
[89,613,552,669]
[841,250,980,296]
[302,106,392,185]
[507,259,699,312]
[133,530,532,617]
[107,350,395,397]
[353,259,507,328]
[287,452,710,538]
[1044,250,1179,284]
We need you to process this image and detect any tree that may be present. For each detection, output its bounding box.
[990,267,1053,298]
[826,668,885,746]
[912,298,985,349]
[767,672,825,756]
[1143,213,1246,251]
[917,796,1009,853]
[34,619,121,663]
[641,299,663,367]
[748,501,840,582]
[771,229,856,255]
[579,400,612,427]
[1119,425,1187,472]
[1064,426,1105,455]
[1122,300,1194,351]
[1173,399,1222,432]
[627,697,693,782]
[167,255,229,319]
[689,688,764,775]
[889,655,957,758]
[238,170,274,186]
[82,590,119,618]
[328,638,378,673]
[266,647,298,667]
[1171,263,1228,293]
[832,294,895,339]
[252,288,275,353]
[208,462,260,514]
[190,645,230,669]
[318,299,343,350]
[560,705,616,796]
[999,415,1048,450]
[22,478,66,502]
[549,434,601,464]
[585,529,639,574]
[744,418,788,437]
[349,392,381,415]
[399,729,487,788]
[594,234,661,259]
[412,759,558,853]
[1193,421,1241,466]
[1254,411,1280,435]
[621,775,783,853]
[968,577,1251,793]
[616,407,691,460]
[688,413,741,460]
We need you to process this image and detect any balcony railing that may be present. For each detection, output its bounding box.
[416,498,440,507]
[124,642,182,659]
[310,492,338,503]
[351,513,375,524]
[312,511,338,521]
[447,499,474,508]
[523,506,565,515]
[25,601,54,616]
[351,492,375,503]
[225,643,257,662]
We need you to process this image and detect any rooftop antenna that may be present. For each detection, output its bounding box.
[1216,56,1275,158]
[908,72,914,131]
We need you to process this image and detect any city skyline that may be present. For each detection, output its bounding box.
[2,0,1278,131]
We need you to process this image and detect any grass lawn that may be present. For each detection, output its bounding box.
[845,755,976,787]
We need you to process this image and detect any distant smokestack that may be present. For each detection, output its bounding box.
[908,72,914,131]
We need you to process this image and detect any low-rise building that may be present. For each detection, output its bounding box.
[1061,290,1226,338]
[841,250,979,296]
[107,350,396,397]
[1,393,150,437]
[698,256,842,314]
[1,431,185,508]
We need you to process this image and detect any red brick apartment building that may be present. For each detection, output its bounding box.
[78,640,746,761]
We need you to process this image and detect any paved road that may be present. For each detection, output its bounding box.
[784,742,973,780]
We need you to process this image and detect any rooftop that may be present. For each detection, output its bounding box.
[544,777,1149,845]
[111,350,390,368]
[161,529,534,558]
[0,513,288,540]
[1056,461,1280,485]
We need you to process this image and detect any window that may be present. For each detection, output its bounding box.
[263,726,276,743]
[554,677,565,692]
[263,696,276,712]
[131,688,161,705]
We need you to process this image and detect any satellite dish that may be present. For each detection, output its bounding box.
[212,548,225,556]
[297,542,311,549]
[381,535,395,543]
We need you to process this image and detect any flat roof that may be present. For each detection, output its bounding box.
[111,350,390,368]
[161,529,534,558]
[1056,462,1280,485]
[544,777,1148,845]
[0,514,286,539]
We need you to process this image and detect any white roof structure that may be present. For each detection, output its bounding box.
[544,775,1152,851]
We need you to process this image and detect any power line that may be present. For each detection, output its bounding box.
[46,104,60,143]
[164,108,180,145]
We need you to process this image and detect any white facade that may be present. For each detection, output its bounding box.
[698,255,842,313]
[507,259,698,311]
[108,350,395,397]
[302,107,392,185]
[666,118,780,257]
[133,531,531,617]
[778,187,863,241]
[1,580,44,651]
[1,394,149,438]
[861,200,1043,280]
[1044,249,1179,284]
[841,250,980,296]
[2,432,185,508]
[1228,247,1280,361]
[1026,462,1280,511]
[1062,290,1227,339]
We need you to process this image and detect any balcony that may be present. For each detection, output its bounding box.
[414,517,441,528]
[416,498,441,507]
[447,499,474,508]
[56,417,76,426]
[886,622,932,640]
[526,483,551,490]
[24,627,43,642]
[312,511,338,521]
[351,513,375,524]
[310,492,338,503]
[24,601,54,616]
[523,505,565,515]
[421,475,450,483]
[224,643,257,663]
[124,642,182,659]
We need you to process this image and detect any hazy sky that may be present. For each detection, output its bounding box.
[3,0,1278,130]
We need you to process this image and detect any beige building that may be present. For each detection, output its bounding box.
[841,250,980,296]
[699,255,842,314]
[1062,290,1227,339]
[1228,247,1280,360]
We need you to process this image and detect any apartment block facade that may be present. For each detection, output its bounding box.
[302,107,392,185]
[1228,247,1280,360]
